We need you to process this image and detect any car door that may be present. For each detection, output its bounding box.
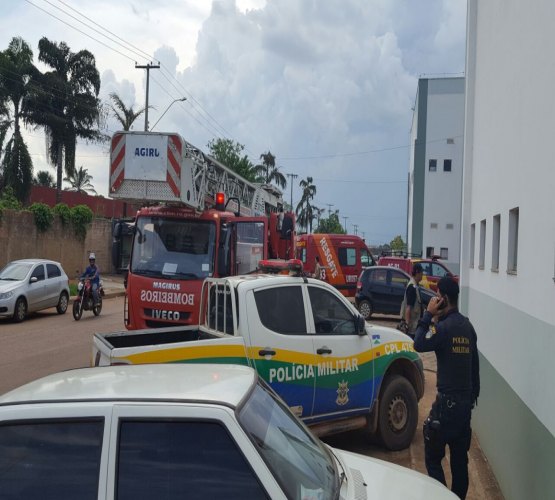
[45,263,62,307]
[306,284,374,418]
[387,269,409,315]
[108,405,276,500]
[27,263,47,311]
[245,284,316,419]
[366,268,389,313]
[0,404,111,500]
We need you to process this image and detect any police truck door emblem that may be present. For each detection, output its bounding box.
[336,380,349,405]
[372,334,381,345]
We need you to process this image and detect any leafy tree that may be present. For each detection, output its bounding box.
[295,176,317,232]
[2,132,33,202]
[207,138,256,182]
[34,170,56,187]
[314,210,345,234]
[109,92,146,131]
[390,235,406,251]
[64,165,97,194]
[0,37,38,203]
[253,151,286,189]
[29,37,105,203]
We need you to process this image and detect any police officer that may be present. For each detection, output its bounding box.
[399,263,424,337]
[413,276,480,500]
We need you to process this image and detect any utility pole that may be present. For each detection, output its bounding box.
[325,203,334,215]
[136,62,160,131]
[286,173,298,210]
[343,216,348,233]
[353,224,358,235]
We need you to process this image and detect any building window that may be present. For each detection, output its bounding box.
[440,247,448,260]
[446,223,454,230]
[508,207,519,274]
[479,219,486,270]
[429,159,437,172]
[426,247,434,258]
[447,138,455,144]
[492,214,500,272]
[470,224,475,267]
[430,223,438,229]
[443,159,452,172]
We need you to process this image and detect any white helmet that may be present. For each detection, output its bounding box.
[89,252,96,260]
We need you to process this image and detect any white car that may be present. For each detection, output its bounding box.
[0,258,70,322]
[0,364,456,499]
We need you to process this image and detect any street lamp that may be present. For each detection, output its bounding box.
[150,97,187,131]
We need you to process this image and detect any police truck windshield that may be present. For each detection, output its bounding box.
[131,217,216,280]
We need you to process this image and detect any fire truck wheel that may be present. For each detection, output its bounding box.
[358,299,373,320]
[377,375,418,451]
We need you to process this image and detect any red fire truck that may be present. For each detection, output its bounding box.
[110,131,295,330]
[296,234,375,297]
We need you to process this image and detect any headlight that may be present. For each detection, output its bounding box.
[0,291,14,300]
[78,282,84,291]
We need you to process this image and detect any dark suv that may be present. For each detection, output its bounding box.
[355,265,435,319]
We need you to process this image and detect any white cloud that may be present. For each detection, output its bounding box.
[1,0,467,244]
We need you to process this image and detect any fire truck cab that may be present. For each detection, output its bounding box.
[296,234,375,297]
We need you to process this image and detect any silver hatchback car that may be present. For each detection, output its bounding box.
[0,259,70,322]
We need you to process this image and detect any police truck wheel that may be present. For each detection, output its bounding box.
[377,375,418,451]
[358,300,373,320]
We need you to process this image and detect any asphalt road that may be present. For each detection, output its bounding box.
[0,297,503,499]
[0,296,127,394]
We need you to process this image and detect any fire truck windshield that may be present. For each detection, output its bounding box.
[130,217,216,280]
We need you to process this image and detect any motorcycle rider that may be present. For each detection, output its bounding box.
[81,252,101,306]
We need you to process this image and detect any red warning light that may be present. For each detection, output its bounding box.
[215,192,225,211]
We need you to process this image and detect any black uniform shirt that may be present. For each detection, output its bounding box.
[406,284,417,307]
[413,309,480,401]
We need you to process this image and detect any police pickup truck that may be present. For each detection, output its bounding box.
[93,274,425,450]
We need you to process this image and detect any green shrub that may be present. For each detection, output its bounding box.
[29,203,54,232]
[0,187,22,210]
[53,203,71,226]
[70,204,94,240]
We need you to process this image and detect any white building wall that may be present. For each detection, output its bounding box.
[423,79,465,272]
[462,1,555,497]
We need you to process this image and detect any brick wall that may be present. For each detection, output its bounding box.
[0,209,114,278]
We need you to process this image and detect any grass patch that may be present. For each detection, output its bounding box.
[69,283,79,296]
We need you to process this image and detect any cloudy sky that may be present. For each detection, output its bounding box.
[1,0,467,245]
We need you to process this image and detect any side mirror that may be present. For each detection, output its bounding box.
[357,315,367,335]
[30,276,38,284]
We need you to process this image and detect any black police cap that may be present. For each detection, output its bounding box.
[412,263,423,276]
[438,276,459,297]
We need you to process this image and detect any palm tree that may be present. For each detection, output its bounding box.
[64,165,97,194]
[295,176,317,233]
[109,92,147,131]
[34,170,56,188]
[253,151,287,189]
[29,37,105,203]
[0,37,38,203]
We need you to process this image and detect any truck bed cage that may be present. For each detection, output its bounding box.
[379,250,423,258]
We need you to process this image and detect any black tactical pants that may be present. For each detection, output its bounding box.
[423,394,472,499]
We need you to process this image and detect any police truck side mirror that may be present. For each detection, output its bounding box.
[357,315,366,335]
[113,222,122,239]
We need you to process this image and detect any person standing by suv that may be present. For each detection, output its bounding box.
[399,263,424,337]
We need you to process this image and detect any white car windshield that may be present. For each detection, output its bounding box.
[238,382,338,500]
[130,217,216,280]
[0,263,32,281]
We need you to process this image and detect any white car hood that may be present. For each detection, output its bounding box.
[332,447,457,499]
[0,280,23,293]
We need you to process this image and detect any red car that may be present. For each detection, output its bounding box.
[377,255,458,292]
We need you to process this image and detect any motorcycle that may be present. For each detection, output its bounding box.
[72,277,104,320]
